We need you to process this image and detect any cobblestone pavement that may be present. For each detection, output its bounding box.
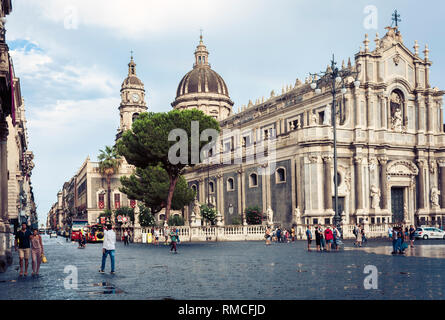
[0,235,444,300]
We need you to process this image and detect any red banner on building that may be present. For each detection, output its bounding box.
[130,200,136,208]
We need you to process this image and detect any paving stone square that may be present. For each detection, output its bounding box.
[1,235,444,300]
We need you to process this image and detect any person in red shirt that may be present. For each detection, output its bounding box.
[324,226,334,251]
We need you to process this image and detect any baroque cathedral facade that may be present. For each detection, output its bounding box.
[51,25,445,231]
[176,27,445,228]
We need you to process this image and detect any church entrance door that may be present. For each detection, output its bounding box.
[391,187,405,223]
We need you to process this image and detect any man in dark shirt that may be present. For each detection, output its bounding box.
[15,223,32,276]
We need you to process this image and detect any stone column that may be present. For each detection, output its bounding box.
[355,156,364,212]
[380,95,387,129]
[439,161,445,209]
[417,159,426,210]
[378,157,388,210]
[323,155,333,211]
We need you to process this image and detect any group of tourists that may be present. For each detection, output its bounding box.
[122,228,132,245]
[388,225,416,254]
[264,226,296,245]
[14,222,45,277]
[148,226,180,252]
[305,225,342,252]
[352,224,368,247]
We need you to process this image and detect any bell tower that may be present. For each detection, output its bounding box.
[116,53,147,141]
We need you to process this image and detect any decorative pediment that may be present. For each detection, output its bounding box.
[387,160,419,176]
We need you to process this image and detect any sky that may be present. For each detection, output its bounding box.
[5,0,445,225]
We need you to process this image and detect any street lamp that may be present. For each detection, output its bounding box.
[309,54,361,231]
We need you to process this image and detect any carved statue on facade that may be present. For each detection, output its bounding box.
[311,111,318,125]
[293,207,301,224]
[323,104,331,125]
[391,107,403,132]
[266,206,274,225]
[431,188,440,209]
[370,185,381,209]
[193,197,201,219]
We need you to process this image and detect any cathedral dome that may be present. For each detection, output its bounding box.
[122,75,143,87]
[175,35,229,99]
[121,55,144,89]
[176,67,229,98]
[172,35,233,121]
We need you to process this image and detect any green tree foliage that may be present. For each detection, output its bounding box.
[117,109,220,223]
[245,206,263,225]
[168,215,185,226]
[98,145,121,210]
[114,206,135,223]
[231,215,242,225]
[120,165,195,215]
[200,204,217,224]
[138,205,157,228]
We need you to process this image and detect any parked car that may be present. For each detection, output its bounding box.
[50,231,58,238]
[414,227,445,240]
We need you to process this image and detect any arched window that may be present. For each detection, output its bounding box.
[227,178,235,191]
[209,181,215,194]
[249,173,258,188]
[276,167,286,183]
[132,113,140,123]
[191,184,197,194]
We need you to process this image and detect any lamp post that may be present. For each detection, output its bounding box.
[309,54,361,230]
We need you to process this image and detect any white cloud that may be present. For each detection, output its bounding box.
[20,0,262,39]
[10,45,120,98]
[28,97,120,137]
[9,47,52,74]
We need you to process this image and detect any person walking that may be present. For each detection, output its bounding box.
[265,227,272,245]
[15,223,32,276]
[319,225,326,251]
[123,229,129,246]
[361,227,367,245]
[175,228,180,244]
[391,226,399,254]
[306,226,312,251]
[353,224,359,246]
[291,226,296,242]
[332,225,341,251]
[272,228,277,242]
[276,227,282,243]
[30,229,44,277]
[315,225,321,251]
[164,226,169,245]
[409,225,415,248]
[170,228,178,253]
[324,226,333,251]
[398,227,406,254]
[388,226,393,240]
[99,224,116,274]
[356,225,363,247]
[154,228,159,245]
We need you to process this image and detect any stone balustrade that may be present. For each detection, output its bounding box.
[131,223,397,244]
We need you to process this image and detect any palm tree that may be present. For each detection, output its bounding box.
[98,146,121,211]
